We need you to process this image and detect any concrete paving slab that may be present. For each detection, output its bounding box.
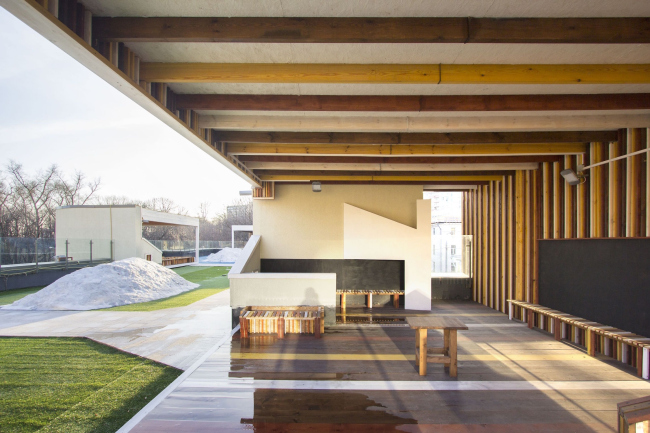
[0,289,233,370]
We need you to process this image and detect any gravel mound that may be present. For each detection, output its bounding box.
[203,248,242,263]
[2,257,199,310]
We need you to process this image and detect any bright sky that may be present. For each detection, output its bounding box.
[0,7,251,218]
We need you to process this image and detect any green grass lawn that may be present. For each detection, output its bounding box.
[0,287,44,306]
[0,337,181,433]
[0,265,230,311]
[103,266,230,311]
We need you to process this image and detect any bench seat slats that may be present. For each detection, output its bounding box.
[508,299,649,379]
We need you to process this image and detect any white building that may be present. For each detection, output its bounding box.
[55,205,199,265]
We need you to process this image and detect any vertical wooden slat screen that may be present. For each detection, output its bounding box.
[461,129,650,314]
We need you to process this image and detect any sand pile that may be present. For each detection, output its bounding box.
[203,248,242,263]
[2,257,199,310]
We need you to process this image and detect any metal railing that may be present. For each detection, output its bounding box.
[147,240,247,251]
[0,237,113,276]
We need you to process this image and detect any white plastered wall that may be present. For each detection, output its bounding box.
[253,184,423,259]
[343,200,432,310]
[55,206,163,263]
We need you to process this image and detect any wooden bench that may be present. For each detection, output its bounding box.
[508,300,650,379]
[618,395,650,433]
[338,289,403,310]
[239,306,324,339]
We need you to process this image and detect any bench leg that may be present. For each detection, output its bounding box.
[527,309,534,329]
[341,293,346,312]
[393,294,399,308]
[554,318,561,340]
[508,302,513,320]
[418,329,427,376]
[240,317,248,338]
[643,347,649,380]
[444,329,450,357]
[278,317,285,339]
[449,329,458,378]
[587,329,596,356]
[367,293,372,309]
[314,318,321,339]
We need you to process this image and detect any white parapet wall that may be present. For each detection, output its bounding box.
[229,235,337,325]
[229,273,336,309]
[343,200,432,311]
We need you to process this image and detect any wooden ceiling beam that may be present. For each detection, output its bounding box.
[262,174,506,182]
[245,161,538,171]
[257,170,514,177]
[227,143,587,156]
[92,17,650,44]
[237,155,562,164]
[177,93,650,112]
[202,113,649,132]
[282,181,491,186]
[139,62,650,84]
[214,130,615,144]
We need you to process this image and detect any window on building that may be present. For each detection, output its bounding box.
[450,245,456,255]
[451,263,456,272]
[432,245,435,254]
[450,227,456,235]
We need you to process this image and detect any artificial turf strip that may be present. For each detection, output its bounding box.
[0,337,181,433]
[104,265,231,311]
[0,287,44,305]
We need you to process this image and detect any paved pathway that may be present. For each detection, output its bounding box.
[0,290,233,370]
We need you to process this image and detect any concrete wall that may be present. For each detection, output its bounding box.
[343,201,432,310]
[230,235,261,275]
[229,273,337,325]
[55,206,162,264]
[253,184,423,259]
[140,238,163,264]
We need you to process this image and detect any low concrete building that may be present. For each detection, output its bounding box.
[55,205,199,265]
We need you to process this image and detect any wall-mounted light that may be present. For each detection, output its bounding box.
[562,147,650,186]
[560,168,586,186]
[312,181,322,193]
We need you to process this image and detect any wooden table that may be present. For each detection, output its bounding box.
[406,317,468,377]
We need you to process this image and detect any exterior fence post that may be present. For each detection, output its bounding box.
[89,240,93,264]
[65,239,69,270]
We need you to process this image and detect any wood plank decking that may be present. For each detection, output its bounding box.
[130,301,650,432]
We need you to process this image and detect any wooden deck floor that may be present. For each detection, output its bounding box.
[131,301,650,432]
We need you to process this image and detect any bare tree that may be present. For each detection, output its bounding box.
[55,170,101,207]
[6,161,59,239]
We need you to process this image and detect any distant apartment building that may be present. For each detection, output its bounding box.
[428,192,464,274]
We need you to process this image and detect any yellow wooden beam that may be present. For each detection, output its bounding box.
[260,174,504,182]
[139,63,441,83]
[140,62,650,84]
[442,64,650,85]
[227,143,587,156]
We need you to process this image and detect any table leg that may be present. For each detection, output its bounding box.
[341,293,346,312]
[367,293,372,309]
[450,329,458,378]
[393,294,399,308]
[419,329,428,376]
[443,329,450,372]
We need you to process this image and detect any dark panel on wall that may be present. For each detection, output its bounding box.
[538,238,650,338]
[261,259,404,293]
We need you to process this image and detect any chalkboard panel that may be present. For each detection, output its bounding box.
[261,259,404,293]
[538,238,650,338]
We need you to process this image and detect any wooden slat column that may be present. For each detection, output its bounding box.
[609,140,623,237]
[626,129,643,237]
[515,170,526,301]
[577,153,590,238]
[564,155,576,238]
